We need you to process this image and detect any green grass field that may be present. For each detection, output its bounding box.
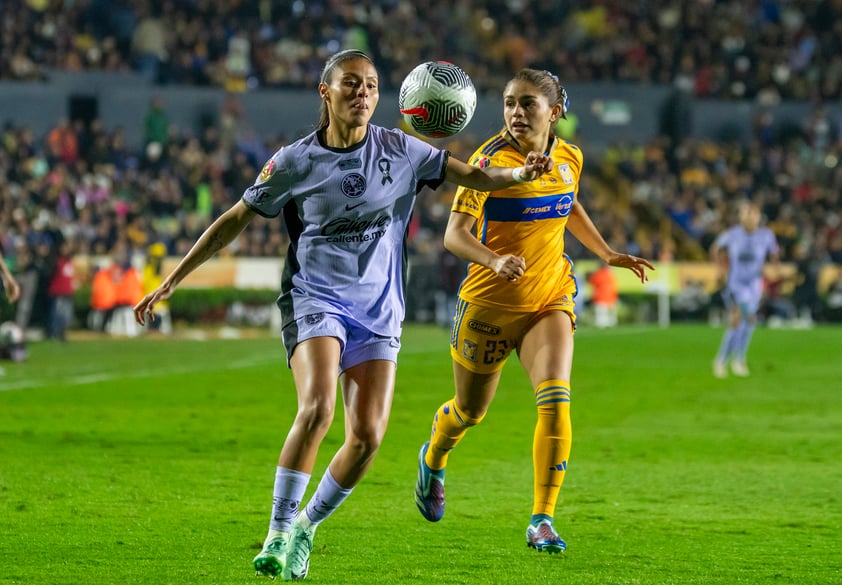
[1,324,840,585]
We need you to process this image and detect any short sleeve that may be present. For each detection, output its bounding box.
[404,134,448,190]
[713,229,731,248]
[242,148,293,218]
[450,154,490,218]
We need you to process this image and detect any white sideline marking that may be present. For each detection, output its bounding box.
[0,354,279,393]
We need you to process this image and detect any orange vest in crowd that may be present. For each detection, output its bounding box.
[114,267,144,307]
[589,267,619,305]
[90,268,117,310]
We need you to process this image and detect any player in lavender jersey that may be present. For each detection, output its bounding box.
[710,201,780,378]
[132,49,552,580]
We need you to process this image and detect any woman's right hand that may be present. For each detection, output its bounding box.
[491,254,526,282]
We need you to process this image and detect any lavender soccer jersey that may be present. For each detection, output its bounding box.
[714,225,779,305]
[242,125,448,337]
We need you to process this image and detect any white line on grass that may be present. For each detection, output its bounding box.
[0,354,281,393]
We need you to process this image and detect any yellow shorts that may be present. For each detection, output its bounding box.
[449,294,577,375]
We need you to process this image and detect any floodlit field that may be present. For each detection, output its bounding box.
[1,324,840,585]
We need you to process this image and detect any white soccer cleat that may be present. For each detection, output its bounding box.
[282,514,315,581]
[731,360,750,377]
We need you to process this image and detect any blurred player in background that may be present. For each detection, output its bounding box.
[415,69,653,554]
[133,50,551,580]
[710,200,780,377]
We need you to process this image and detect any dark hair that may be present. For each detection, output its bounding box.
[317,49,375,129]
[507,69,570,122]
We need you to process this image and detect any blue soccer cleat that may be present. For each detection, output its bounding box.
[526,520,566,554]
[415,442,446,522]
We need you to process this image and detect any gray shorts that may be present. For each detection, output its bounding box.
[282,311,401,372]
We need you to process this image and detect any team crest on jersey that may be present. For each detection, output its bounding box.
[305,312,325,325]
[462,339,478,361]
[473,156,491,169]
[341,173,367,198]
[258,159,276,183]
[558,163,574,185]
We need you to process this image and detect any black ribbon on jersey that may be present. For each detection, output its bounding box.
[379,159,393,185]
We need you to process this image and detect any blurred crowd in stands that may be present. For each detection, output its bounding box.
[2,0,842,334]
[2,0,842,101]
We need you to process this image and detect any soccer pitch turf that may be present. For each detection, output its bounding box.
[0,324,840,585]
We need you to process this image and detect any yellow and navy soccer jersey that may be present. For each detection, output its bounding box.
[452,131,583,311]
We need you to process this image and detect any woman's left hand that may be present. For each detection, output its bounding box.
[606,253,655,283]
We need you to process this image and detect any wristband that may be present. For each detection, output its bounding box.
[512,166,529,183]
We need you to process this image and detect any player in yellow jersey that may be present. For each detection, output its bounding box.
[415,69,654,553]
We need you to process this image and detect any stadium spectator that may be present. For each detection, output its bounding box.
[45,118,79,166]
[143,96,170,153]
[792,242,828,326]
[588,264,620,328]
[130,4,171,83]
[109,260,143,337]
[131,49,553,581]
[88,262,118,332]
[140,242,171,335]
[46,239,76,341]
[415,69,652,555]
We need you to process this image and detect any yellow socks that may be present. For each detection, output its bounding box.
[532,379,572,517]
[425,379,571,520]
[426,399,484,470]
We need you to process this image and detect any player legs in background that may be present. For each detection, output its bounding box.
[729,301,757,376]
[713,290,739,378]
[713,287,757,377]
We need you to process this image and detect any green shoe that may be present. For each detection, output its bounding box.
[253,533,288,579]
[282,515,315,581]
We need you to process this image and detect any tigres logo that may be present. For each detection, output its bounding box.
[462,339,478,361]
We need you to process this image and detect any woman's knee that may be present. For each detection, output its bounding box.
[456,401,488,423]
[347,421,387,458]
[295,398,335,435]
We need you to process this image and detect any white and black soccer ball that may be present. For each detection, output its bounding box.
[0,321,26,362]
[399,61,477,138]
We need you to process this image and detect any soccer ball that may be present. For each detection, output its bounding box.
[399,61,477,138]
[0,321,26,362]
